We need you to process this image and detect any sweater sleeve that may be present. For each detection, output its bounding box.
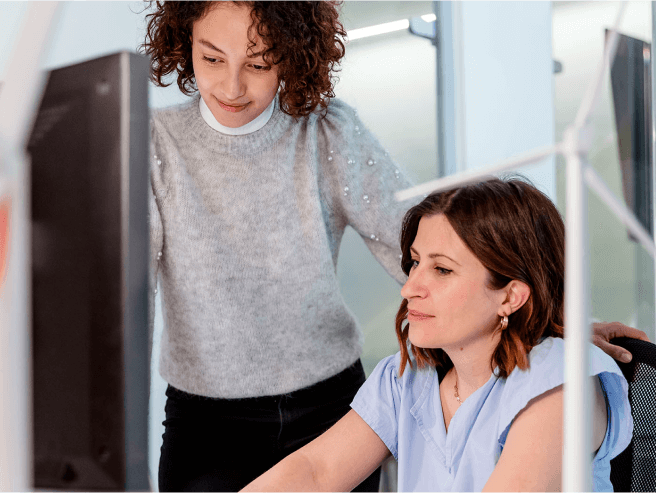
[148,121,164,362]
[317,99,418,285]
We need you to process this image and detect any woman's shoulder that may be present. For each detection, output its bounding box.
[365,351,432,386]
[312,97,360,131]
[501,338,632,469]
[353,352,435,424]
[497,336,630,439]
[325,97,358,118]
[151,96,202,135]
[515,336,625,381]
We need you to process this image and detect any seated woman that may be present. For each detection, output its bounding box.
[243,177,633,492]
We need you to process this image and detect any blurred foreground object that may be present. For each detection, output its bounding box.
[0,195,9,285]
[27,52,150,491]
[0,3,60,491]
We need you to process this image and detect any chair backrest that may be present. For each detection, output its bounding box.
[609,337,656,492]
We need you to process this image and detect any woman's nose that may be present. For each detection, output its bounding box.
[400,269,426,300]
[222,67,245,100]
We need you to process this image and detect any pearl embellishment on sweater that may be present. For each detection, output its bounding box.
[328,156,333,161]
[344,186,349,196]
[367,159,375,166]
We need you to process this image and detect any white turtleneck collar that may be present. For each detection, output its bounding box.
[199,95,276,136]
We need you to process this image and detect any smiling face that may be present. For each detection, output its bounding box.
[400,214,507,353]
[191,3,280,128]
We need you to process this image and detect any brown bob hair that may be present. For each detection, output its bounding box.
[140,1,346,118]
[396,177,565,378]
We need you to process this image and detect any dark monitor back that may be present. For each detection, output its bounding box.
[608,30,653,238]
[26,52,150,491]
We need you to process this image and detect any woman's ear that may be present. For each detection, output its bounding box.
[499,280,530,316]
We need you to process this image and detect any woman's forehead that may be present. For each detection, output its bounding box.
[194,3,264,51]
[413,215,484,269]
[414,215,460,253]
[416,214,452,239]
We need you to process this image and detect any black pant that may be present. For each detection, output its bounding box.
[158,359,381,492]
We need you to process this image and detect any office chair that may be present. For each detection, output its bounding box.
[609,337,656,492]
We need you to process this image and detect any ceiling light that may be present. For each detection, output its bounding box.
[347,19,410,41]
[347,14,435,41]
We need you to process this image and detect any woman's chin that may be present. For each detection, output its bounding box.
[408,326,442,349]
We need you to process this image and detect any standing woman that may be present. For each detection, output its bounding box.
[142,2,410,491]
[141,1,648,491]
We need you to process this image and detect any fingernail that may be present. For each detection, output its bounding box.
[622,353,632,363]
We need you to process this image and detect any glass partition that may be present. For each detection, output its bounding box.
[336,1,438,375]
[553,1,655,340]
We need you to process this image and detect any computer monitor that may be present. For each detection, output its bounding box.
[27,51,150,491]
[608,29,653,238]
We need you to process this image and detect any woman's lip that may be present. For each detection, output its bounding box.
[217,99,249,113]
[407,310,434,321]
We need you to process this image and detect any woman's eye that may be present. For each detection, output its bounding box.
[251,64,269,71]
[436,267,452,275]
[203,56,219,64]
[410,260,419,269]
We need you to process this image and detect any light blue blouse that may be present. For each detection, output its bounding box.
[351,337,633,491]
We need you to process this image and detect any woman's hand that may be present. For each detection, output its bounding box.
[592,321,650,363]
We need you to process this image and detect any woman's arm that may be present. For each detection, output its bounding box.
[483,377,607,492]
[241,410,391,492]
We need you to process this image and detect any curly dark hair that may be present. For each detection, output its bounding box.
[140,1,346,118]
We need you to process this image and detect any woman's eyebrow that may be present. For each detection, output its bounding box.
[199,39,225,54]
[410,246,460,266]
[199,39,266,60]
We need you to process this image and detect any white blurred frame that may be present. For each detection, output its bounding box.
[0,3,61,491]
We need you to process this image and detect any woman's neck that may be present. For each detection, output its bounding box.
[443,332,500,399]
[199,95,277,135]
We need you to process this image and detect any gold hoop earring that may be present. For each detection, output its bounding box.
[500,315,508,330]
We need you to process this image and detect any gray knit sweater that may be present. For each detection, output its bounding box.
[149,95,414,398]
